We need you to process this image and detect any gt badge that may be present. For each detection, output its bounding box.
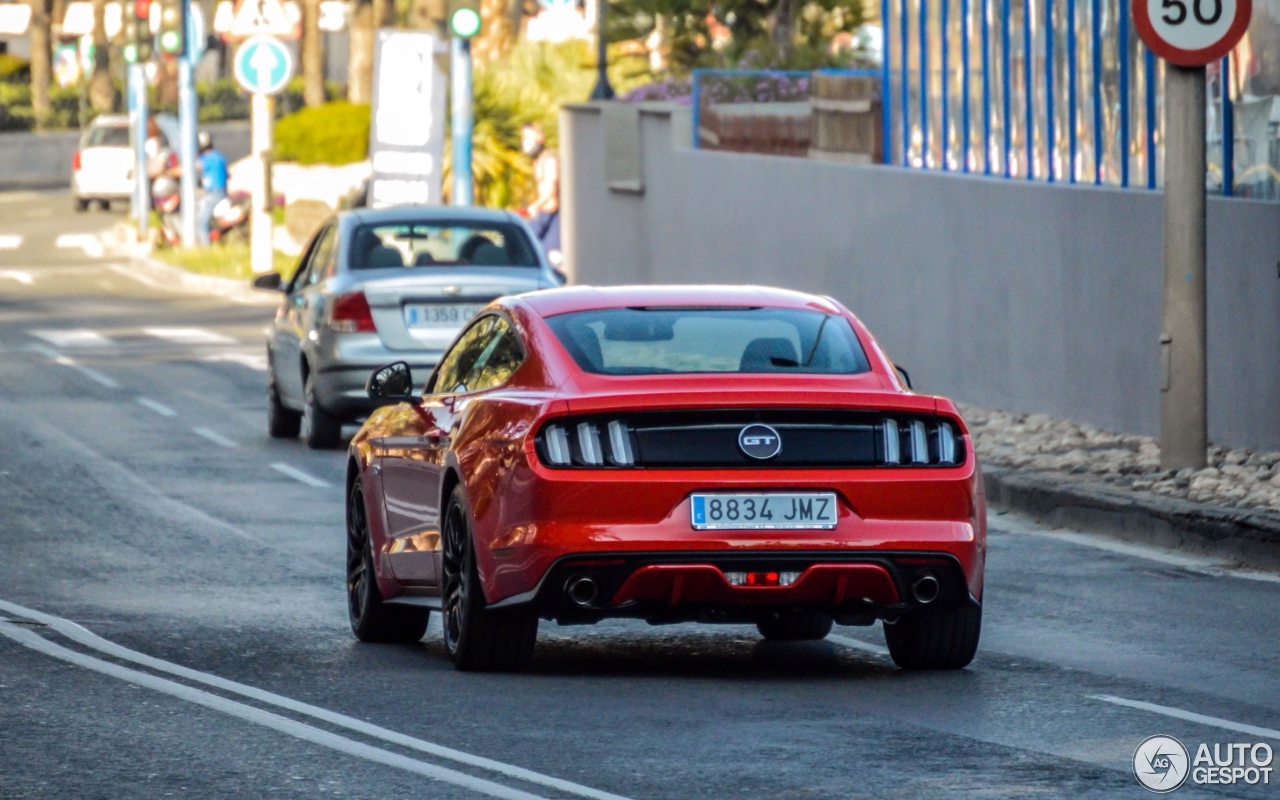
[738,424,782,460]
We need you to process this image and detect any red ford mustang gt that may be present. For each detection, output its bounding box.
[345,285,986,672]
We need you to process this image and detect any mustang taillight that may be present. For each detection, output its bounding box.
[882,417,961,466]
[539,420,634,467]
[724,571,801,587]
[330,291,377,333]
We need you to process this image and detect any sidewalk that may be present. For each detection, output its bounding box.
[965,406,1280,570]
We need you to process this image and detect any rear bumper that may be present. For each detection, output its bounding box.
[312,359,440,418]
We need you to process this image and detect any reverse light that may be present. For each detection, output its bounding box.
[329,291,376,333]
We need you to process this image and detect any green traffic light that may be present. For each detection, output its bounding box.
[160,30,181,52]
[449,7,481,38]
[124,43,138,62]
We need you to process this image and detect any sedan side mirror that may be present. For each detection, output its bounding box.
[252,272,283,292]
[895,365,913,390]
[367,361,418,403]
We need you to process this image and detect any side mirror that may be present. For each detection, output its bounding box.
[252,272,283,292]
[367,361,418,402]
[551,268,568,286]
[895,365,913,390]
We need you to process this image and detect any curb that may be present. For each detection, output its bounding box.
[116,255,279,305]
[984,467,1280,571]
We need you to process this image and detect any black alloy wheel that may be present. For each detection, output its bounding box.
[303,372,342,450]
[347,482,429,643]
[440,486,538,671]
[266,353,302,439]
[756,612,835,641]
[883,603,981,670]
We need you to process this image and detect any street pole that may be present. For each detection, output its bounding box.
[250,91,274,272]
[450,35,472,206]
[178,4,198,248]
[589,0,613,100]
[129,63,150,235]
[1159,64,1208,471]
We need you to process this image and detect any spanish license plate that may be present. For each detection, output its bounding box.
[404,303,486,328]
[690,492,838,530]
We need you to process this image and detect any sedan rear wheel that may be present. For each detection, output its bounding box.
[303,373,342,450]
[347,482,429,643]
[756,612,834,641]
[441,486,538,671]
[883,603,981,670]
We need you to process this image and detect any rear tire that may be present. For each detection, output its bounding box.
[347,483,429,643]
[756,612,834,641]
[441,486,538,671]
[302,373,342,449]
[74,197,90,212]
[97,200,111,211]
[883,603,981,670]
[267,358,302,439]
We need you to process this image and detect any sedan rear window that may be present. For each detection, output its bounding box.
[349,221,538,270]
[84,125,130,147]
[546,307,872,375]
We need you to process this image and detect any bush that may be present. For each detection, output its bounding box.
[274,101,370,165]
[0,54,29,83]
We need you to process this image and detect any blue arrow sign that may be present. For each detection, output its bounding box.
[233,35,293,96]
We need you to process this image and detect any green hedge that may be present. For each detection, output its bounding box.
[0,83,93,131]
[0,54,29,83]
[274,101,370,165]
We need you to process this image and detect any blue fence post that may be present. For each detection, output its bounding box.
[919,0,929,166]
[1023,0,1033,179]
[882,0,893,165]
[1091,0,1102,184]
[1146,49,1156,189]
[1223,56,1234,196]
[692,69,702,149]
[1045,0,1055,182]
[962,0,971,172]
[941,0,950,170]
[901,0,910,166]
[982,0,991,174]
[1067,0,1077,182]
[1001,0,1011,176]
[1118,5,1129,187]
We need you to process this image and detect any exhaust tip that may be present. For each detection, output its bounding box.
[565,575,599,607]
[911,573,940,605]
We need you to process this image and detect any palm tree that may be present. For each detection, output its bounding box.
[471,0,513,64]
[347,0,374,103]
[301,0,324,106]
[27,0,51,129]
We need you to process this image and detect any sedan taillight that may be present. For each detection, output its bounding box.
[882,418,961,466]
[539,420,634,467]
[72,150,82,171]
[330,291,377,333]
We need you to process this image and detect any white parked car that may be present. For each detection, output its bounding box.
[71,114,178,212]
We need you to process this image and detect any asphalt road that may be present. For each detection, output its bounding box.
[1,191,1278,800]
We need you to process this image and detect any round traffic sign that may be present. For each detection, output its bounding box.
[233,34,294,95]
[1133,0,1252,66]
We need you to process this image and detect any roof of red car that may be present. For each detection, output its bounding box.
[516,285,843,317]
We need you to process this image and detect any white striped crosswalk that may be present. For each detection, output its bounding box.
[143,327,236,345]
[29,329,114,348]
[0,235,22,250]
[26,327,265,372]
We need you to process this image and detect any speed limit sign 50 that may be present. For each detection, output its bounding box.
[1133,0,1252,65]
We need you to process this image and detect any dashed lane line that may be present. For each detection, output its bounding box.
[192,428,238,448]
[0,235,21,250]
[270,463,332,488]
[54,233,105,257]
[0,620,552,800]
[136,397,177,417]
[29,344,119,389]
[203,352,269,372]
[827,633,890,657]
[1091,695,1280,742]
[0,598,637,800]
[0,270,33,285]
[143,327,237,345]
[29,329,113,348]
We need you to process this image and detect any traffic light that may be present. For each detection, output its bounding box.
[157,0,185,56]
[448,0,481,38]
[123,0,153,63]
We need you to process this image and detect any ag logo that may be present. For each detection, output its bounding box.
[1134,735,1190,793]
[738,424,782,460]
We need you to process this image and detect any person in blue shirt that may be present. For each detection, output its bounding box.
[196,130,228,247]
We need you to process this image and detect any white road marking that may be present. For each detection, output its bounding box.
[1091,695,1280,741]
[192,427,238,448]
[996,518,1280,584]
[0,235,22,249]
[54,233,105,257]
[136,397,177,417]
[0,270,33,285]
[270,463,332,488]
[828,633,890,657]
[144,327,236,345]
[0,598,636,800]
[0,621,552,800]
[29,344,119,389]
[202,351,269,371]
[29,329,113,348]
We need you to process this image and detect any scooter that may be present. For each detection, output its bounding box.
[149,178,250,247]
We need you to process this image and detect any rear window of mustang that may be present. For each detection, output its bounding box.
[546,307,872,375]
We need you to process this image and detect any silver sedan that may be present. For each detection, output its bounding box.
[253,205,563,448]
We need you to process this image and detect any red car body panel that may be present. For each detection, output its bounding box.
[349,285,987,624]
